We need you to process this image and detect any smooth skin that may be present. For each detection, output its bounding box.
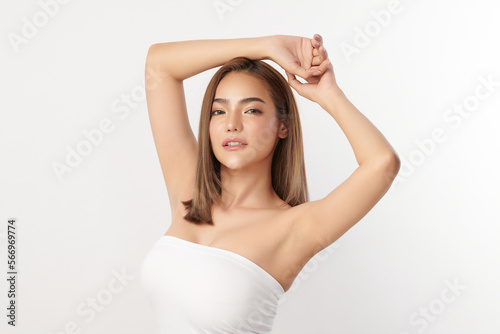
[144,34,400,292]
[210,71,289,210]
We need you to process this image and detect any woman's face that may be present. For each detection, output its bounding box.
[209,71,286,170]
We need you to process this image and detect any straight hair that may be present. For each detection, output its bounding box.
[181,57,309,225]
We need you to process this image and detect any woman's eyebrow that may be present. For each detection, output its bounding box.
[213,97,266,105]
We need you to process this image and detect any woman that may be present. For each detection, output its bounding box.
[140,34,400,333]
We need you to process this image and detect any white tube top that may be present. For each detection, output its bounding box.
[140,235,285,333]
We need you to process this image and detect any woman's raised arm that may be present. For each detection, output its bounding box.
[284,34,401,259]
[146,35,324,82]
[146,36,272,81]
[144,36,283,214]
[144,35,325,214]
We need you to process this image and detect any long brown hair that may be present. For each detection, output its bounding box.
[181,56,309,225]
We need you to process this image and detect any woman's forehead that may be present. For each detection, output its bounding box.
[214,72,270,102]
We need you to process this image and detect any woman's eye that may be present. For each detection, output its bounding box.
[211,109,261,115]
[246,109,261,114]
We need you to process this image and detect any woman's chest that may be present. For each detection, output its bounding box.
[165,207,305,292]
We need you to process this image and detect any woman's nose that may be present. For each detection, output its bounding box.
[226,113,242,131]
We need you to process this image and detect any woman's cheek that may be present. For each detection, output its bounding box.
[255,121,278,148]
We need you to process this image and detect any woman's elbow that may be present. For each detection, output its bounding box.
[381,152,401,181]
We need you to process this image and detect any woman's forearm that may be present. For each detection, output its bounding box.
[146,36,273,81]
[319,87,400,169]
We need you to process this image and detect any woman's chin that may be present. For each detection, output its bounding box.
[220,157,251,171]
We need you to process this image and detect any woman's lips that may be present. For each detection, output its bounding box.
[223,144,247,151]
[222,137,248,146]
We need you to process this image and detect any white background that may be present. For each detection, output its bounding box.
[1,0,499,333]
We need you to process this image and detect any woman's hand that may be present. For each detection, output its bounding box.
[284,34,339,105]
[269,34,329,81]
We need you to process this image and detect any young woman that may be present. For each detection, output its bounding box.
[140,34,400,333]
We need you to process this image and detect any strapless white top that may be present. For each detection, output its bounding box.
[140,235,285,333]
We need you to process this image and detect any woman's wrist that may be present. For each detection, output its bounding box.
[254,35,275,61]
[261,35,276,60]
[316,85,345,115]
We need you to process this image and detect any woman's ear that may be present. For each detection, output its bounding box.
[278,123,289,139]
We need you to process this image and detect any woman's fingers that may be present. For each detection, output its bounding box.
[285,70,304,96]
[319,45,328,63]
[312,57,331,75]
[311,45,329,74]
[311,34,323,48]
[311,34,322,57]
[310,35,319,49]
[312,45,326,66]
[285,34,328,80]
[314,34,323,44]
[291,62,314,81]
[311,34,327,67]
[285,70,297,87]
